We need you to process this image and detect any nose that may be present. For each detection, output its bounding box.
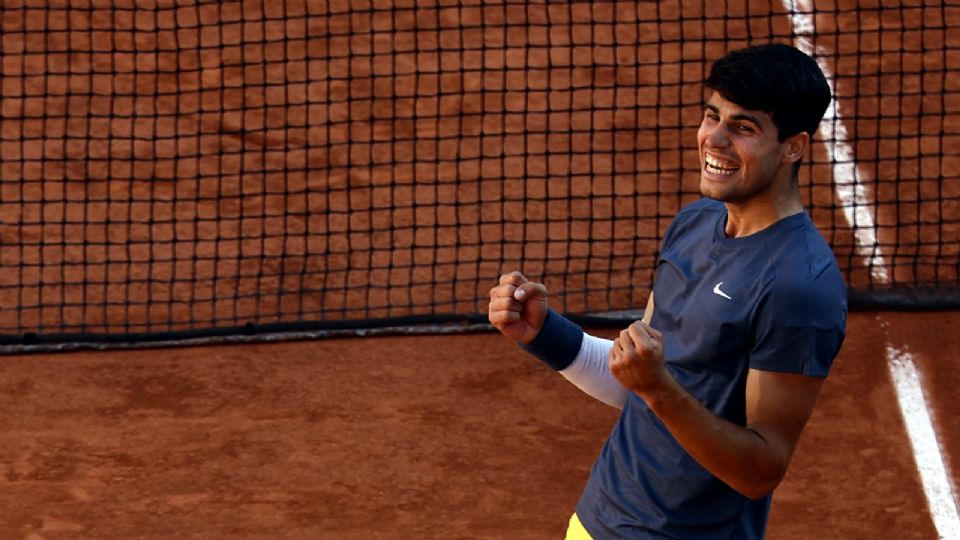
[701,123,729,149]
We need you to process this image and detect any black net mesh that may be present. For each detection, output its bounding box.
[1,1,957,350]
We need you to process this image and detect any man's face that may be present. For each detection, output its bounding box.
[696,92,795,204]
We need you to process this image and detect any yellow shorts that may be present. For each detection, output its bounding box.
[564,513,594,540]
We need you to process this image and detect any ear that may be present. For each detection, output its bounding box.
[782,132,810,164]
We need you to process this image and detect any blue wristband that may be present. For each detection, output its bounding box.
[519,309,584,371]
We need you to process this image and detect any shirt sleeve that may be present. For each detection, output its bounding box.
[748,271,847,377]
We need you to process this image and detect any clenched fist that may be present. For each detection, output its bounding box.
[487,271,549,344]
[609,320,669,396]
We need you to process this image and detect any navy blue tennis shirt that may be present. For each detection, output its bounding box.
[522,198,847,539]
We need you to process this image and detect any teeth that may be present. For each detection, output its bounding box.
[705,155,739,175]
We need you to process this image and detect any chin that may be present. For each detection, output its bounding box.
[699,179,727,201]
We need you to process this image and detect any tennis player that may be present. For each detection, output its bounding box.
[488,43,846,539]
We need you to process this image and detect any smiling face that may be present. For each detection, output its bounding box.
[697,92,806,207]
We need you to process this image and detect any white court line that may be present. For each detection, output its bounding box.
[889,344,960,539]
[787,9,888,284]
[784,2,960,538]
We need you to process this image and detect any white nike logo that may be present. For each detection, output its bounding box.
[713,282,732,300]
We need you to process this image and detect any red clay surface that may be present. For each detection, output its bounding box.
[1,310,957,539]
[0,3,957,539]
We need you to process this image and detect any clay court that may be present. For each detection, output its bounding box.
[0,311,959,539]
[0,1,958,539]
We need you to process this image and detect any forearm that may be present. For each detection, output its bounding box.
[560,334,628,409]
[520,310,627,408]
[640,378,788,499]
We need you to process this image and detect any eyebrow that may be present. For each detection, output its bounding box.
[704,103,764,130]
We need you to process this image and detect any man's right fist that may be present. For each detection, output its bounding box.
[487,271,549,344]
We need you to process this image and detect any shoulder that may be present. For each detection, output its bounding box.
[662,197,723,246]
[760,218,847,328]
[749,217,847,374]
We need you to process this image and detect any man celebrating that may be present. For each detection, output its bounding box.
[488,43,847,539]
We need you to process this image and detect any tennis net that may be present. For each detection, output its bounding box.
[1,1,957,351]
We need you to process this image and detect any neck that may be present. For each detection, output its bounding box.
[723,183,803,238]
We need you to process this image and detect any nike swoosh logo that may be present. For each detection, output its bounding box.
[713,282,732,300]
